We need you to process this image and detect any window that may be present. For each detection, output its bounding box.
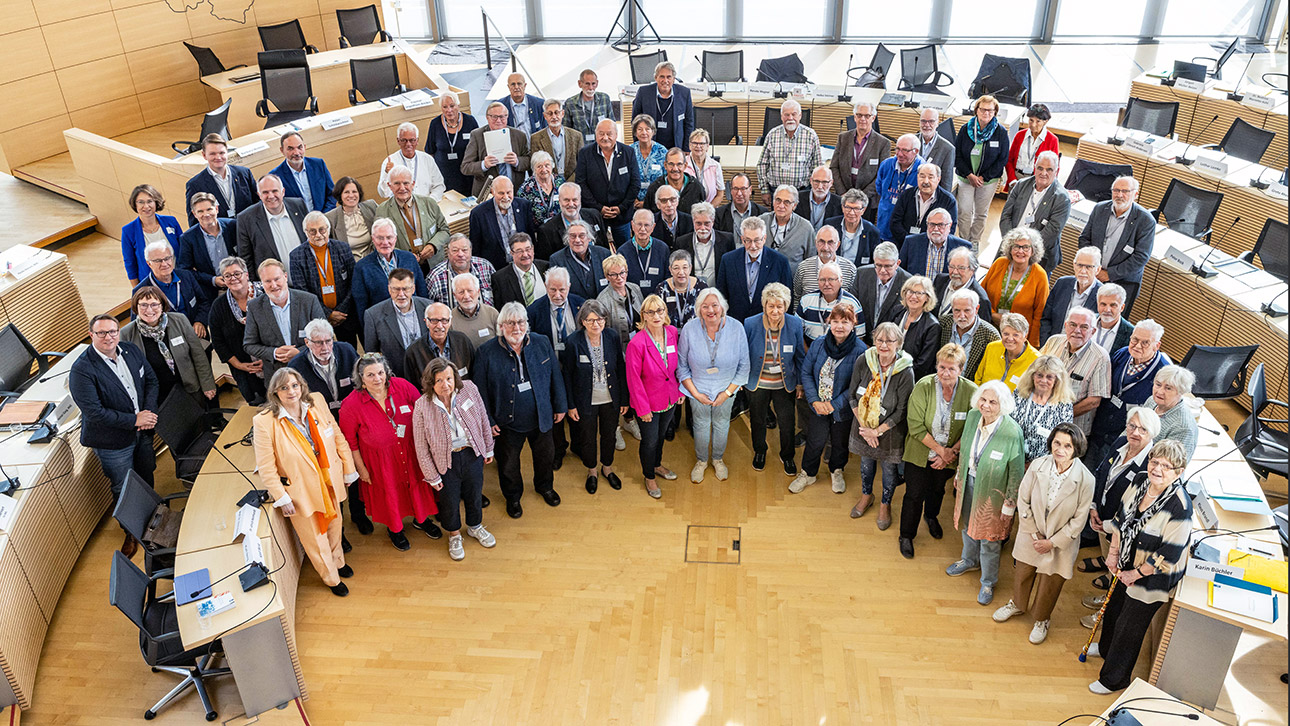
[640,0,725,38]
[540,0,621,38]
[1159,0,1262,36]
[742,0,829,38]
[843,2,932,39]
[1053,0,1149,37]
[441,0,527,39]
[949,0,1039,38]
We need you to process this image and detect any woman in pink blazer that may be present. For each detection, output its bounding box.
[624,294,683,499]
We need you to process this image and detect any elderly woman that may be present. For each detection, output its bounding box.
[631,114,668,206]
[426,92,480,196]
[975,312,1039,391]
[686,128,725,206]
[412,358,496,561]
[1089,439,1193,695]
[1148,365,1199,459]
[743,283,807,475]
[253,368,359,596]
[992,423,1093,645]
[1005,103,1059,190]
[1012,355,1076,463]
[208,256,265,404]
[121,286,216,405]
[563,300,629,494]
[518,150,564,229]
[983,228,1050,346]
[339,352,440,551]
[848,322,916,529]
[953,94,1010,245]
[679,287,750,483]
[947,379,1027,606]
[325,176,379,259]
[656,249,706,329]
[896,275,942,380]
[121,184,182,287]
[1087,320,1170,465]
[794,303,866,494]
[899,343,977,558]
[625,294,684,498]
[597,253,645,348]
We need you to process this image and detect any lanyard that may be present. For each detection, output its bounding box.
[445,122,462,150]
[705,324,723,368]
[400,153,418,185]
[151,275,181,310]
[511,344,529,383]
[658,93,674,119]
[763,325,782,365]
[971,420,1001,469]
[667,282,686,321]
[314,246,330,284]
[999,267,1028,310]
[1117,355,1155,395]
[693,239,714,274]
[367,390,400,434]
[883,163,917,197]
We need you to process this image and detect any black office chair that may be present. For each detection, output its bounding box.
[694,106,742,145]
[1154,178,1224,242]
[113,471,187,577]
[1192,38,1241,81]
[1240,218,1288,283]
[182,43,247,77]
[1179,344,1258,401]
[629,50,668,84]
[937,117,956,144]
[701,50,744,82]
[337,4,393,47]
[898,45,954,96]
[755,54,809,84]
[1234,364,1289,481]
[171,99,233,157]
[756,106,811,145]
[0,324,66,400]
[348,55,405,105]
[258,19,318,53]
[848,44,895,90]
[967,54,1031,108]
[1122,97,1180,138]
[155,389,235,487]
[1201,117,1275,164]
[109,550,231,721]
[843,114,882,136]
[255,50,318,129]
[1065,159,1134,203]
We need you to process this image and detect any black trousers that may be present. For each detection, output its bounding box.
[801,412,851,476]
[435,449,484,532]
[575,403,618,469]
[1097,585,1165,690]
[346,481,367,522]
[638,405,675,480]
[900,462,954,539]
[748,386,796,462]
[230,367,266,406]
[496,426,555,502]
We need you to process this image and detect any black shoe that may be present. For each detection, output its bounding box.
[506,499,523,519]
[766,410,777,429]
[752,452,766,471]
[338,564,354,578]
[925,517,944,540]
[664,428,675,441]
[553,453,565,471]
[783,459,797,476]
[351,511,374,535]
[413,519,443,539]
[606,472,623,490]
[330,582,350,597]
[899,538,914,559]
[585,475,598,494]
[342,534,352,554]
[795,432,806,448]
[482,494,491,508]
[388,529,411,551]
[541,489,561,507]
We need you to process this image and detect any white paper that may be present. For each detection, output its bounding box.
[0,493,17,531]
[232,503,261,542]
[242,537,264,566]
[234,140,270,158]
[399,89,437,110]
[1210,581,1276,622]
[321,115,353,131]
[1186,559,1244,581]
[1123,137,1153,155]
[484,128,513,158]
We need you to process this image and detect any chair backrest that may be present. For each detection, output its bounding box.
[1180,343,1258,399]
[969,54,1032,107]
[937,117,956,144]
[900,45,939,87]
[337,4,384,47]
[1122,97,1179,138]
[183,42,227,76]
[1065,159,1133,203]
[350,55,401,103]
[112,471,164,545]
[630,50,668,85]
[869,44,896,77]
[1219,117,1275,164]
[1251,218,1289,283]
[1248,363,1269,416]
[258,19,309,52]
[694,106,740,146]
[755,54,808,84]
[108,550,150,634]
[843,114,881,136]
[155,388,206,458]
[1157,178,1224,241]
[760,106,811,140]
[701,50,743,82]
[258,50,313,111]
[0,324,41,395]
[198,98,233,143]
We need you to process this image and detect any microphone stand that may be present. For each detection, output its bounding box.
[693,55,723,98]
[1190,216,1240,278]
[1175,115,1219,167]
[837,53,853,103]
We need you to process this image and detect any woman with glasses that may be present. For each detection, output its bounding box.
[121,286,217,406]
[563,300,629,494]
[121,184,182,287]
[1011,355,1076,464]
[630,115,668,208]
[982,228,1049,346]
[953,95,1010,246]
[208,256,266,404]
[678,288,750,484]
[596,254,645,350]
[685,129,725,206]
[849,322,915,530]
[895,275,942,380]
[625,295,684,498]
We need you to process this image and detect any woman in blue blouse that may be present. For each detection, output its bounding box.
[425,93,479,196]
[121,184,182,287]
[678,287,749,484]
[631,114,667,208]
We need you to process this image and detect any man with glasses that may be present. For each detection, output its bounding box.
[404,301,474,384]
[236,174,309,279]
[178,192,235,299]
[492,233,549,309]
[715,173,765,235]
[874,134,923,243]
[644,148,705,218]
[889,163,957,250]
[856,242,910,344]
[756,99,821,206]
[351,218,429,326]
[1078,176,1153,316]
[830,102,889,218]
[793,226,857,303]
[537,182,607,259]
[244,259,326,376]
[550,220,612,300]
[797,259,862,344]
[915,107,954,191]
[622,210,669,293]
[937,288,1000,379]
[759,185,813,271]
[823,189,880,271]
[1086,319,1169,466]
[1039,306,1112,434]
[716,216,792,322]
[1000,150,1070,275]
[378,122,446,200]
[530,98,579,182]
[427,233,496,309]
[451,272,500,349]
[363,268,431,381]
[650,184,693,248]
[1040,247,1102,343]
[795,166,842,233]
[133,240,211,337]
[461,101,531,198]
[673,202,734,287]
[933,247,992,322]
[288,212,357,346]
[898,208,969,278]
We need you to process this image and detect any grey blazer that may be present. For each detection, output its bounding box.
[918,133,955,192]
[363,296,431,381]
[120,312,216,397]
[831,129,891,206]
[999,177,1072,273]
[324,199,378,257]
[758,212,814,272]
[460,127,532,197]
[234,198,309,279]
[243,289,327,375]
[1077,202,1155,285]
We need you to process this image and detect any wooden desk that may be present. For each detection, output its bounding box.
[1087,679,1224,725]
[177,472,277,556]
[0,245,91,355]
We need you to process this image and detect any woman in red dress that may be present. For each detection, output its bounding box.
[339,352,441,550]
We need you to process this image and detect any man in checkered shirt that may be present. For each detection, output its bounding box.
[756,99,822,207]
[427,233,496,309]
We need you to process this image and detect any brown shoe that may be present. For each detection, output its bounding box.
[850,493,874,519]
[120,534,138,559]
[876,503,892,531]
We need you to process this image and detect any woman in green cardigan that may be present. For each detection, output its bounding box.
[946,379,1027,606]
[899,343,977,560]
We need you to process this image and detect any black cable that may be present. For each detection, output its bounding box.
[1109,695,1205,718]
[1055,714,1111,725]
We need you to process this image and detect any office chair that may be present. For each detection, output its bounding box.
[1235,364,1289,481]
[1064,159,1134,203]
[1191,38,1241,81]
[258,19,318,53]
[629,50,668,84]
[109,550,231,721]
[1200,117,1275,164]
[1179,344,1258,401]
[337,4,393,48]
[701,50,744,82]
[967,54,1031,108]
[755,54,809,84]
[693,106,742,145]
[843,114,882,136]
[154,389,235,487]
[255,50,319,129]
[756,106,811,145]
[898,45,954,96]
[1154,178,1224,242]
[0,324,66,400]
[113,471,187,577]
[1122,97,1180,138]
[937,117,956,144]
[171,99,233,157]
[349,55,406,105]
[848,44,895,90]
[1239,218,1288,284]
[182,43,247,77]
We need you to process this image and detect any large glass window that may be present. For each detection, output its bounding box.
[1159,0,1262,37]
[541,0,622,38]
[843,2,932,39]
[640,0,725,38]
[742,0,829,38]
[949,0,1039,38]
[440,0,527,38]
[1053,0,1149,37]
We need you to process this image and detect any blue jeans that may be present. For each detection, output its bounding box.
[94,431,156,498]
[607,221,631,247]
[690,395,736,461]
[960,529,1003,588]
[860,457,901,503]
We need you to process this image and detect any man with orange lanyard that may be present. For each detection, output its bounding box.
[289,211,358,346]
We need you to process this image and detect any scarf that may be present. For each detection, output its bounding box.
[824,330,858,361]
[1116,473,1179,572]
[137,314,175,373]
[283,406,338,535]
[858,348,912,428]
[966,115,999,145]
[227,282,263,324]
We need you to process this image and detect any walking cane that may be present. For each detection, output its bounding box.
[1079,574,1118,662]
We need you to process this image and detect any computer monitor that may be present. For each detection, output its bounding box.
[1172,60,1207,83]
[1213,38,1240,79]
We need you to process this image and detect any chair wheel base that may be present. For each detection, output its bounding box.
[145,710,157,720]
[206,711,219,721]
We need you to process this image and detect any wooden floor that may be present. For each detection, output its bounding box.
[0,172,94,251]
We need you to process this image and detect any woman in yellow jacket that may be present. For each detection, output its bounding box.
[254,368,360,597]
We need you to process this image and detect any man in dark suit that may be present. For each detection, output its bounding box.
[177,192,235,299]
[183,134,256,227]
[1092,283,1134,353]
[576,119,641,245]
[824,189,881,269]
[1039,246,1102,344]
[288,319,358,413]
[288,211,358,346]
[271,131,335,214]
[492,233,549,309]
[527,267,584,467]
[999,150,1070,274]
[1077,176,1154,316]
[830,102,890,218]
[468,176,534,270]
[716,216,792,321]
[499,73,545,136]
[652,184,694,248]
[856,242,911,342]
[715,173,765,236]
[362,268,430,381]
[403,302,475,383]
[242,259,326,377]
[933,246,992,322]
[630,61,693,152]
[795,166,843,232]
[673,202,735,286]
[235,174,308,280]
[898,208,970,278]
[460,102,531,197]
[888,163,957,250]
[621,210,671,292]
[350,219,429,326]
[549,220,612,301]
[915,108,955,192]
[132,240,213,333]
[537,181,608,259]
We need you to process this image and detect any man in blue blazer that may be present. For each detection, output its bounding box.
[630,61,693,152]
[132,240,213,331]
[527,267,584,467]
[270,132,335,213]
[468,177,534,270]
[499,73,545,136]
[177,192,236,298]
[184,134,256,227]
[1077,176,1155,316]
[716,217,792,321]
[351,219,429,326]
[576,120,641,245]
[1039,246,1102,344]
[548,220,612,301]
[888,163,957,249]
[898,209,970,278]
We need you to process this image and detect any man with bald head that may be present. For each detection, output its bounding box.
[756,98,821,205]
[830,101,890,216]
[576,118,641,244]
[650,183,694,248]
[461,101,531,197]
[623,209,670,291]
[915,107,954,190]
[498,72,544,136]
[468,175,534,269]
[236,173,308,278]
[889,162,957,249]
[1077,175,1153,315]
[796,166,843,232]
[898,208,969,277]
[793,225,857,302]
[874,133,923,242]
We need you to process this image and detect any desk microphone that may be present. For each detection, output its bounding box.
[207,433,274,592]
[1250,166,1276,190]
[1227,52,1257,101]
[1189,525,1281,557]
[37,369,71,384]
[836,54,854,102]
[1108,706,1199,724]
[224,429,254,449]
[1190,215,1240,278]
[1107,125,1127,146]
[1175,114,1219,166]
[693,55,723,98]
[773,81,787,99]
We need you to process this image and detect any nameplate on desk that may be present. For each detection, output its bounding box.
[617,85,639,97]
[0,492,17,531]
[790,84,810,99]
[232,503,261,542]
[1186,559,1244,582]
[914,93,951,111]
[1068,206,1090,228]
[1122,137,1153,155]
[1163,245,1195,270]
[1241,93,1276,111]
[234,141,270,158]
[321,115,353,131]
[1193,155,1229,177]
[1266,182,1288,199]
[1173,78,1206,94]
[402,96,435,111]
[748,81,779,96]
[243,536,264,567]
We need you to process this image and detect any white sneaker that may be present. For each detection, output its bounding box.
[992,600,1024,623]
[1086,643,1101,658]
[1080,614,1098,630]
[831,470,846,493]
[1088,679,1113,695]
[615,426,626,451]
[713,459,729,480]
[691,460,708,483]
[448,534,465,561]
[1029,619,1050,644]
[467,524,496,548]
[1082,594,1105,610]
[622,417,642,440]
[788,473,816,493]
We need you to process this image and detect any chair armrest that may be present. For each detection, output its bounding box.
[150,567,175,582]
[171,140,197,155]
[161,490,190,504]
[396,83,408,95]
[309,97,319,114]
[1239,251,1255,263]
[305,44,319,54]
[339,36,351,49]
[256,99,269,118]
[147,545,177,560]
[1265,398,1288,409]
[1199,143,1220,150]
[348,89,360,106]
[379,30,393,42]
[932,71,955,88]
[39,351,67,363]
[734,134,743,145]
[229,64,248,71]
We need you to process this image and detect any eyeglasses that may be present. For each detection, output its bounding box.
[397,137,417,144]
[137,301,163,310]
[1125,423,1149,434]
[643,309,666,317]
[426,317,451,325]
[927,222,951,229]
[486,113,508,120]
[91,329,119,338]
[501,320,526,328]
[148,255,175,264]
[583,316,605,326]
[947,264,972,272]
[307,338,334,345]
[1147,460,1180,473]
[606,270,627,278]
[221,271,247,280]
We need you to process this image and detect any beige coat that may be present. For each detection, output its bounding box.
[1012,454,1094,578]
[529,125,580,182]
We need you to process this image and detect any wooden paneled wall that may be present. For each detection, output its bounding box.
[0,0,384,173]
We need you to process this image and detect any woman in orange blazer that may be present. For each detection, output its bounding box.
[982,228,1049,347]
[254,367,359,597]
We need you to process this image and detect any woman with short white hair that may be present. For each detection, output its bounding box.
[678,287,750,482]
[518,149,564,229]
[1147,365,1198,459]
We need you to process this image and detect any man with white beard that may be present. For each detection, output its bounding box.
[755,99,821,207]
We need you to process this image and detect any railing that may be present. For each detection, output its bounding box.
[481,9,544,98]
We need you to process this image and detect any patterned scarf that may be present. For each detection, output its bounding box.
[966,115,999,144]
[227,282,263,324]
[858,348,912,428]
[137,314,175,373]
[1115,473,1179,571]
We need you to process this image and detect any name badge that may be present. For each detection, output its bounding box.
[478,328,490,337]
[297,329,306,338]
[462,398,474,410]
[427,225,437,236]
[704,368,720,377]
[1110,395,1123,408]
[518,381,532,392]
[989,141,999,148]
[954,411,966,420]
[651,164,662,172]
[399,405,411,414]
[657,122,668,129]
[781,162,795,171]
[447,152,459,160]
[322,426,334,438]
[395,424,406,438]
[767,364,782,374]
[188,297,197,307]
[860,257,870,264]
[413,237,424,248]
[1036,426,1051,438]
[585,133,595,142]
[666,295,677,302]
[909,226,920,235]
[850,167,859,175]
[869,159,878,166]
[580,354,590,363]
[989,450,1004,460]
[1123,246,1134,254]
[340,377,351,386]
[619,167,627,175]
[170,336,185,346]
[782,344,793,352]
[330,400,342,409]
[322,285,335,294]
[678,114,684,121]
[666,345,676,354]
[555,342,565,351]
[460,367,468,376]
[139,366,145,376]
[648,267,660,275]
[1009,375,1020,384]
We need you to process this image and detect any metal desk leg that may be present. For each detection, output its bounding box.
[1150,602,1242,710]
[223,617,302,717]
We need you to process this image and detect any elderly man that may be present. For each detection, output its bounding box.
[474,302,568,518]
[499,72,544,136]
[915,108,954,190]
[271,131,334,213]
[427,233,496,308]
[797,260,864,343]
[404,301,475,382]
[823,189,881,269]
[530,98,579,182]
[451,272,501,347]
[527,266,583,351]
[756,99,822,205]
[288,211,357,345]
[178,192,235,298]
[133,240,211,335]
[468,176,534,269]
[645,147,706,216]
[576,118,641,245]
[760,185,814,270]
[461,101,532,197]
[933,247,992,321]
[889,163,958,249]
[874,134,923,242]
[715,173,766,235]
[537,182,607,258]
[1040,306,1112,433]
[830,101,890,213]
[999,150,1070,274]
[796,166,843,233]
[1086,318,1170,464]
[622,209,670,292]
[1078,176,1154,315]
[243,258,326,376]
[856,242,910,341]
[236,174,308,278]
[651,183,694,247]
[564,68,615,144]
[674,202,735,286]
[938,288,1001,379]
[378,122,447,200]
[1039,246,1102,342]
[184,133,256,226]
[1092,283,1133,352]
[898,208,970,278]
[492,233,549,309]
[631,61,694,151]
[716,216,792,321]
[794,225,858,302]
[550,220,613,300]
[363,268,430,380]
[375,165,450,272]
[350,218,429,324]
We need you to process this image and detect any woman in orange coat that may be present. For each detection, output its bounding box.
[254,367,360,597]
[982,228,1049,347]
